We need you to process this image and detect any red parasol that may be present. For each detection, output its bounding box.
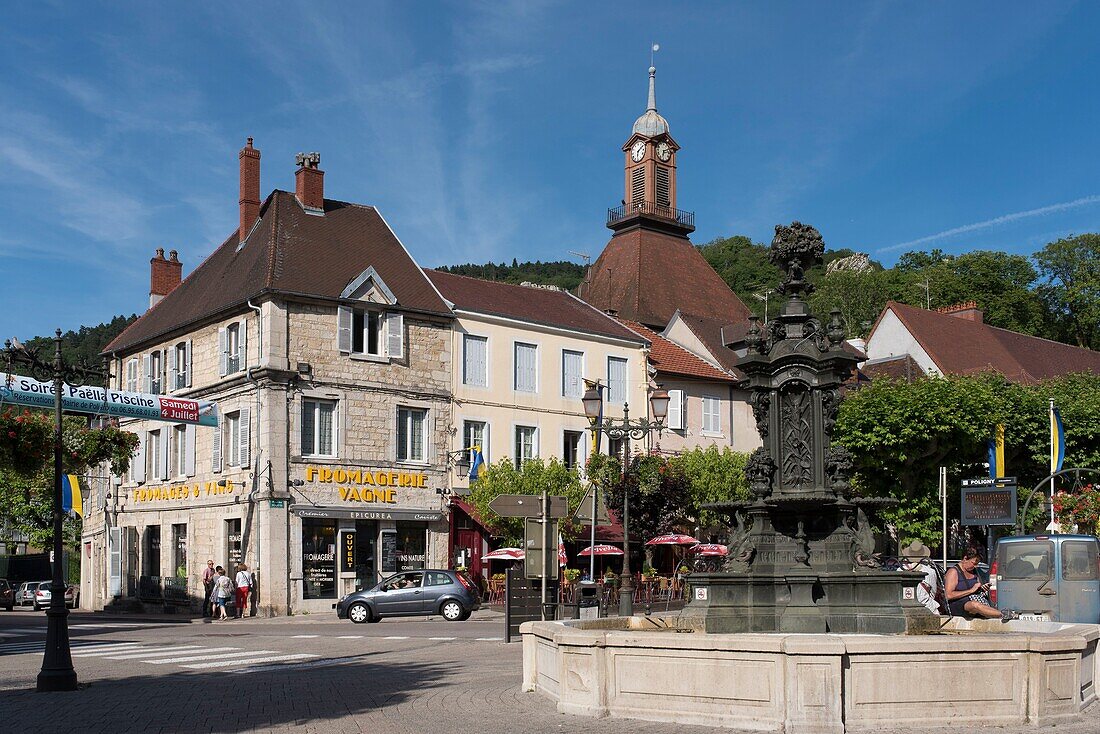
[691,543,729,557]
[578,544,625,557]
[645,533,701,546]
[483,547,524,561]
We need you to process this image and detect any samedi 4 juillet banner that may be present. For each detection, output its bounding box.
[0,371,218,427]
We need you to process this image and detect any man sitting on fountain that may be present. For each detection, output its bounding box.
[898,541,942,614]
[945,547,1018,621]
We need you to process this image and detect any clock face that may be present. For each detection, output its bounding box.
[630,141,646,162]
[656,142,672,162]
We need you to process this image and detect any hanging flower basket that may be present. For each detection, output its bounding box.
[0,409,52,474]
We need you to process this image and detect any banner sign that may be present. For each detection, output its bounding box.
[961,477,1017,526]
[0,372,219,427]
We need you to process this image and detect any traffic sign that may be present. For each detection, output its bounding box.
[524,519,560,581]
[573,486,610,524]
[488,493,569,519]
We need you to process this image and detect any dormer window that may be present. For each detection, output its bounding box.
[338,305,403,362]
[219,319,247,376]
[352,310,383,356]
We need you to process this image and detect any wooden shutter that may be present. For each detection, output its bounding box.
[184,424,196,477]
[167,345,178,392]
[218,327,228,377]
[337,306,353,354]
[212,419,222,473]
[238,405,251,468]
[667,389,684,430]
[465,335,487,386]
[142,354,152,393]
[157,429,169,480]
[184,340,192,387]
[133,433,146,483]
[386,312,404,359]
[238,318,248,369]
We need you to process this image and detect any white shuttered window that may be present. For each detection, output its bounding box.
[666,389,685,430]
[607,357,627,404]
[463,335,488,387]
[562,350,583,398]
[514,343,537,393]
[702,396,721,434]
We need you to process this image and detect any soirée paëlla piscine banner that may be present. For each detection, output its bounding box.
[0,372,218,427]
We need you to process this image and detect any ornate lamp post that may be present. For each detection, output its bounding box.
[582,383,669,616]
[3,330,110,692]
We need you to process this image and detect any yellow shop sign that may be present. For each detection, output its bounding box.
[132,480,237,503]
[304,466,429,488]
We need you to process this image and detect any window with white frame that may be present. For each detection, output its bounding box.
[563,430,584,469]
[171,341,190,391]
[702,395,721,434]
[514,425,537,468]
[352,310,384,356]
[125,358,138,393]
[148,350,164,395]
[397,407,427,462]
[607,356,627,404]
[562,350,583,398]
[514,343,537,393]
[226,323,242,373]
[148,429,162,479]
[463,420,487,464]
[302,398,337,457]
[337,306,403,360]
[463,335,488,387]
[171,425,187,478]
[224,411,241,467]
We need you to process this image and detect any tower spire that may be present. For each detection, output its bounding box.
[647,65,657,112]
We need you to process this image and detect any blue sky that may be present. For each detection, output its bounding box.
[2,2,1099,341]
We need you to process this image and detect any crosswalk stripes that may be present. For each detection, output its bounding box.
[291,634,319,638]
[383,635,409,640]
[335,635,362,639]
[148,650,279,665]
[182,653,316,669]
[429,636,456,641]
[475,637,503,641]
[1,638,124,656]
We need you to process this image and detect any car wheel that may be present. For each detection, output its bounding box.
[458,609,471,621]
[441,600,464,621]
[348,603,371,624]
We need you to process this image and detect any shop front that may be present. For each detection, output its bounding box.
[288,465,448,613]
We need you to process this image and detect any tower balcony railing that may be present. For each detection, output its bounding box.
[607,201,695,229]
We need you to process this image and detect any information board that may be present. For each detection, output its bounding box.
[340,531,356,573]
[961,477,1018,526]
[380,531,397,574]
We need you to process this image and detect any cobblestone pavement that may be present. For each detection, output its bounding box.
[0,609,1096,733]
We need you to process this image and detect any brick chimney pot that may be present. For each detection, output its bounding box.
[150,249,183,308]
[239,137,261,243]
[295,152,324,211]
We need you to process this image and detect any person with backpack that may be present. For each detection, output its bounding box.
[234,563,253,618]
[210,566,233,621]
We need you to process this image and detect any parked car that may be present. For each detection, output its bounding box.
[16,581,49,607]
[991,534,1100,623]
[336,569,480,623]
[0,580,13,611]
[32,583,79,611]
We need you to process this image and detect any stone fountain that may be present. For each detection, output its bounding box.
[520,223,1098,733]
[691,221,933,634]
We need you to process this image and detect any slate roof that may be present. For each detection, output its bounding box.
[619,319,737,383]
[576,226,751,330]
[424,270,647,344]
[869,301,1100,382]
[861,354,925,382]
[675,311,748,374]
[106,191,451,354]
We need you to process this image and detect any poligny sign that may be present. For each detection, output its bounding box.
[0,372,219,427]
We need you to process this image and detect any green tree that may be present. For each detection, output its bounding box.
[466,458,587,546]
[0,410,138,549]
[1034,234,1100,350]
[15,314,138,374]
[668,446,751,529]
[809,268,893,338]
[697,235,781,316]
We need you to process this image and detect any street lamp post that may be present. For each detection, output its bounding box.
[582,384,669,617]
[3,330,110,692]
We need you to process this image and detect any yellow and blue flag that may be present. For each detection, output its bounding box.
[468,446,484,481]
[1051,406,1065,474]
[986,424,1005,479]
[61,474,83,518]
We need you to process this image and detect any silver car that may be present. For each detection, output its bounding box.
[335,569,481,623]
[16,581,48,607]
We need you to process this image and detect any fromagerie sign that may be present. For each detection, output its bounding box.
[1,372,218,427]
[303,465,430,504]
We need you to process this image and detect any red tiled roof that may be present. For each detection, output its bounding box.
[871,301,1100,382]
[576,226,751,329]
[106,191,451,354]
[425,270,647,344]
[675,311,748,374]
[619,319,736,383]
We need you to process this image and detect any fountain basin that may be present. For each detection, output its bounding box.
[521,616,1098,733]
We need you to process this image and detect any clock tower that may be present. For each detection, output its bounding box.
[612,65,691,236]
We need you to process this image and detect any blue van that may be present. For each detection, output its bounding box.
[991,534,1100,623]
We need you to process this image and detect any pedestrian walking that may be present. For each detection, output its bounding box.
[201,560,216,617]
[211,566,233,621]
[234,563,253,618]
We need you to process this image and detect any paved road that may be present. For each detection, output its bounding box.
[1,608,1096,733]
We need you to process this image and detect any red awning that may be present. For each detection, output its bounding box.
[450,498,498,535]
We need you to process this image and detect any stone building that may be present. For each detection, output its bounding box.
[81,142,456,615]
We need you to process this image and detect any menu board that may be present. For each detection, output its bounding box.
[381,531,397,574]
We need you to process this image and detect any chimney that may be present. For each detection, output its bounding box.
[295,152,324,211]
[936,300,984,323]
[239,137,261,243]
[150,248,182,308]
